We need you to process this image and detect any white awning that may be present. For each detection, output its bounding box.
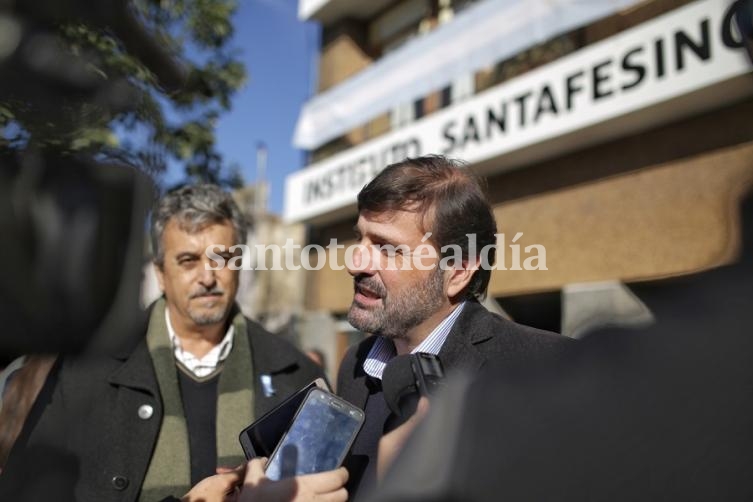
[298,0,395,24]
[294,0,646,150]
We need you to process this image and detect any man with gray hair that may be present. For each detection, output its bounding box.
[6,184,325,501]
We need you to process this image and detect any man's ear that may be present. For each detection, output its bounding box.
[445,258,479,299]
[154,262,166,292]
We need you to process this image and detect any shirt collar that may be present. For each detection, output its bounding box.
[362,302,466,380]
[165,307,235,378]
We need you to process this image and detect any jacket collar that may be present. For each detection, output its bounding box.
[106,308,299,387]
[348,301,493,407]
[107,339,159,395]
[348,337,380,410]
[437,300,493,373]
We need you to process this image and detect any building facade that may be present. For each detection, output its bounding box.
[286,0,753,364]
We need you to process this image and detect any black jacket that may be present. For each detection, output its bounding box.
[1,315,324,502]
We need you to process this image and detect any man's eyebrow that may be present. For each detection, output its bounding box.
[366,229,401,246]
[353,223,401,245]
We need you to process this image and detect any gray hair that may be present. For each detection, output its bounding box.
[151,184,247,266]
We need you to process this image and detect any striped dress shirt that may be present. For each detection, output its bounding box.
[362,302,466,380]
[165,308,235,378]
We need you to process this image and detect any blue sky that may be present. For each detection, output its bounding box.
[163,0,320,215]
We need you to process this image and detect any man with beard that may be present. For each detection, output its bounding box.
[337,156,568,498]
[6,185,325,501]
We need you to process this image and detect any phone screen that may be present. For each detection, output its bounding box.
[265,389,364,481]
[239,379,326,459]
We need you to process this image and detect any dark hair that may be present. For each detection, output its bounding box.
[151,184,247,266]
[357,155,497,300]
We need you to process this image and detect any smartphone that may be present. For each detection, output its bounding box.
[265,388,365,481]
[239,378,328,459]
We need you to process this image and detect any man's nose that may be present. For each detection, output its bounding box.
[198,265,217,287]
[346,243,375,277]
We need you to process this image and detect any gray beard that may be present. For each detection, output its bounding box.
[188,308,228,326]
[347,268,444,338]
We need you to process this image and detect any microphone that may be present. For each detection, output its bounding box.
[382,353,444,420]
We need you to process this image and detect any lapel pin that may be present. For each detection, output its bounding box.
[260,374,276,397]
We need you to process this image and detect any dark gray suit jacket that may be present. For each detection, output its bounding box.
[336,300,570,497]
[337,300,568,409]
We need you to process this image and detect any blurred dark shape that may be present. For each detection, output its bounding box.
[0,0,246,183]
[382,353,444,420]
[0,153,151,358]
[0,0,183,174]
[0,3,167,498]
[3,0,187,92]
[0,16,167,501]
[0,0,194,359]
[369,188,753,501]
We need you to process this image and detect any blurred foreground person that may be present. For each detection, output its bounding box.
[2,185,324,501]
[368,187,753,501]
[338,155,570,497]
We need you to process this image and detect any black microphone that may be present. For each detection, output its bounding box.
[382,353,444,420]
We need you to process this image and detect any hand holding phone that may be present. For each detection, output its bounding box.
[265,388,364,481]
[239,378,328,459]
[243,459,349,502]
